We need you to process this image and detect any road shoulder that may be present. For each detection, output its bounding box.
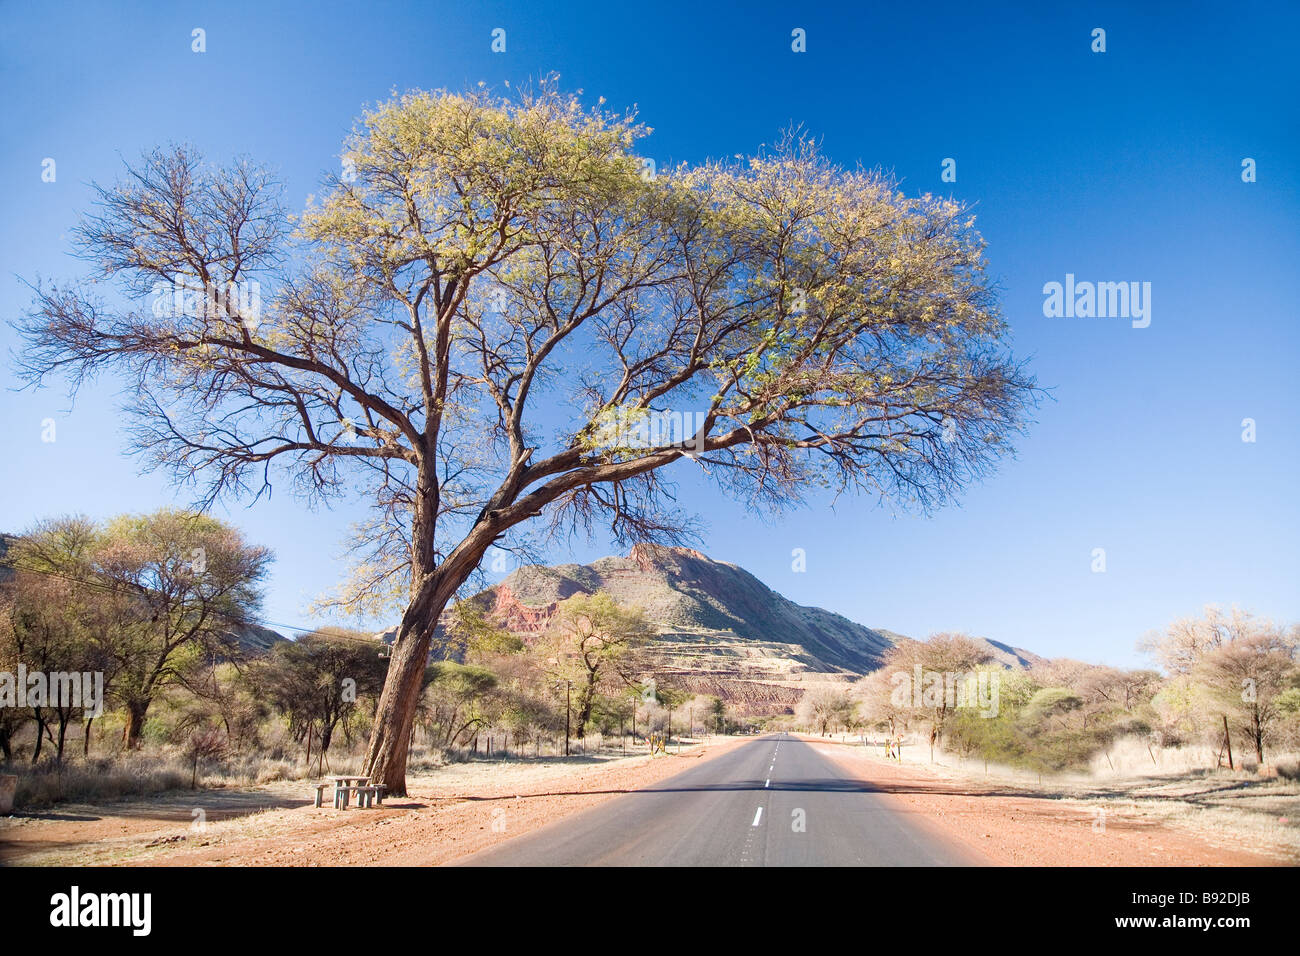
[808,737,1286,866]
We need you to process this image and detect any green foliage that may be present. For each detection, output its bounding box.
[1022,688,1083,726]
[653,684,689,712]
[421,661,502,749]
[448,602,524,655]
[256,628,387,759]
[1,509,271,756]
[1276,687,1300,717]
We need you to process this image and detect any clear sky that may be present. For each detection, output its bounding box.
[2,1,1296,666]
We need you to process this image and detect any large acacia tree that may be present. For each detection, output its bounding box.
[16,84,1035,793]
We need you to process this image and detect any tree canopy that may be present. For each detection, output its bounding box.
[16,82,1037,792]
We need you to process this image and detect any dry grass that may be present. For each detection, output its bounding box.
[1085,736,1300,779]
[1065,772,1300,860]
[4,751,321,809]
[1,732,680,811]
[846,731,1300,862]
[7,755,191,808]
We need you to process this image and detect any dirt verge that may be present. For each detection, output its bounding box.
[807,736,1290,866]
[0,739,746,867]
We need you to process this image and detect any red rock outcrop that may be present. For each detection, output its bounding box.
[490,584,558,633]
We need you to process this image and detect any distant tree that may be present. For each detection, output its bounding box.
[172,654,269,754]
[0,611,24,760]
[258,628,388,769]
[1140,605,1259,676]
[498,691,562,754]
[93,509,271,748]
[1194,628,1298,765]
[704,694,726,735]
[0,571,102,762]
[1022,687,1084,729]
[421,661,499,749]
[1276,689,1300,753]
[798,687,855,736]
[943,669,1037,771]
[3,517,117,761]
[16,84,1037,793]
[883,633,994,758]
[1149,674,1204,747]
[181,726,227,789]
[547,591,652,738]
[448,601,525,657]
[855,667,908,736]
[648,683,691,738]
[1027,660,1160,740]
[1144,606,1299,764]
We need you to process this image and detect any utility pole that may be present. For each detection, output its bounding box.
[565,680,571,757]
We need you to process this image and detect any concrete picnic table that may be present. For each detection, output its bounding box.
[326,775,372,809]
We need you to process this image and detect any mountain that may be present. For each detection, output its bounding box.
[460,544,895,711]
[478,543,894,670]
[458,544,1047,713]
[972,639,1046,670]
[222,622,287,654]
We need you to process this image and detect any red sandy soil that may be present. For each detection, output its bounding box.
[0,741,747,867]
[807,737,1287,867]
[1,735,1287,866]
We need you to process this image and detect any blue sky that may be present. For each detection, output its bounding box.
[1,1,1296,666]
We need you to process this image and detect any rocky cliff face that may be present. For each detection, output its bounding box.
[468,543,897,676]
[489,584,559,633]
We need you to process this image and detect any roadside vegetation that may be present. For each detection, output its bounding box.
[4,510,1294,813]
[0,514,728,809]
[807,610,1300,779]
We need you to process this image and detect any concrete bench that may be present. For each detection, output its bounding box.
[313,777,388,809]
[333,784,387,809]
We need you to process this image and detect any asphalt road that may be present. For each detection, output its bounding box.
[461,733,982,866]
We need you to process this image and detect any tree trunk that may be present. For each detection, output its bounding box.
[1222,714,1234,770]
[83,717,94,758]
[574,673,597,740]
[123,700,150,750]
[363,475,501,795]
[31,710,46,763]
[363,620,436,796]
[55,714,69,763]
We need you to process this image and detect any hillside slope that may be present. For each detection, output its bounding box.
[468,544,895,691]
[456,544,1045,714]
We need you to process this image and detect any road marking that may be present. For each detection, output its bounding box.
[765,778,770,788]
[752,807,763,826]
